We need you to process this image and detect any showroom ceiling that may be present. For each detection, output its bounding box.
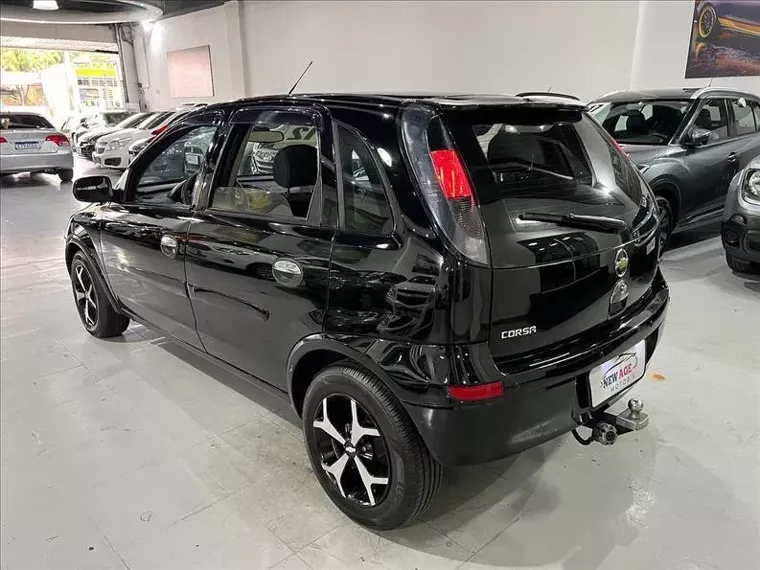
[0,0,226,24]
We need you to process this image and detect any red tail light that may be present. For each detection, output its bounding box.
[430,149,474,200]
[612,138,627,155]
[151,124,168,137]
[447,381,504,402]
[0,136,7,143]
[45,134,70,146]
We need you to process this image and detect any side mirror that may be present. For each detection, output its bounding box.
[72,175,112,202]
[684,127,711,147]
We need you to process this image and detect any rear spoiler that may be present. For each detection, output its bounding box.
[515,92,586,107]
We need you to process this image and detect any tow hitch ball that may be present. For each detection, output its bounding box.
[573,398,648,446]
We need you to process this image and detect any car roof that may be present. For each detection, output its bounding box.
[185,92,586,118]
[593,87,759,103]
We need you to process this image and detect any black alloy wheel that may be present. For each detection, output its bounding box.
[303,364,441,529]
[312,394,391,507]
[72,262,99,332]
[69,252,130,338]
[656,196,673,257]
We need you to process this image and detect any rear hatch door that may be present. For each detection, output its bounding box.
[442,105,659,360]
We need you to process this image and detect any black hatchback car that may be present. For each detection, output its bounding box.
[65,94,668,529]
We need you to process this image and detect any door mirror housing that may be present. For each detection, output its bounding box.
[72,175,112,202]
[684,127,711,147]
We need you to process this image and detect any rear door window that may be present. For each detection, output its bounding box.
[730,98,757,135]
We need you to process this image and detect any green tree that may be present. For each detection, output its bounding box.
[0,48,64,105]
[0,48,63,72]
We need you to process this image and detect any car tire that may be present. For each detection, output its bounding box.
[302,363,441,530]
[70,252,130,338]
[697,4,720,40]
[655,195,675,257]
[58,169,74,182]
[726,254,758,275]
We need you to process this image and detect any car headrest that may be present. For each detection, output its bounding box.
[625,112,648,135]
[696,109,713,129]
[273,145,318,188]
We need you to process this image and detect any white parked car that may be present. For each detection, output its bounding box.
[0,112,74,181]
[92,111,176,169]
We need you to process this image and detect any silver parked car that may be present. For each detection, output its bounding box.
[722,156,760,274]
[0,112,74,181]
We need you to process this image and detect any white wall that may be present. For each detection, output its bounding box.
[134,0,760,109]
[134,4,245,110]
[631,0,760,94]
[239,0,641,101]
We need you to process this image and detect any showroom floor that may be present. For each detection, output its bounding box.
[1,159,758,570]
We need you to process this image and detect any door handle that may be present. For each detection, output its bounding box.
[160,235,179,258]
[727,152,738,163]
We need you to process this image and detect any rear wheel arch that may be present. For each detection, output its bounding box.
[287,336,402,418]
[65,237,122,314]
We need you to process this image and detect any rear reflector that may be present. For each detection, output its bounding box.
[45,134,70,146]
[151,124,169,137]
[0,136,7,143]
[430,149,474,200]
[447,381,504,402]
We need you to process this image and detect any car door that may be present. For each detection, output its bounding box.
[185,106,337,388]
[679,98,738,221]
[98,121,219,348]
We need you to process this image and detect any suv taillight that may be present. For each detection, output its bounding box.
[402,106,488,264]
[45,134,70,146]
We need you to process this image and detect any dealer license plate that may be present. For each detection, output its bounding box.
[589,340,646,407]
[14,141,40,151]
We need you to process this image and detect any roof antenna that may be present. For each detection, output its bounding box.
[708,76,714,87]
[288,61,313,95]
[546,85,552,92]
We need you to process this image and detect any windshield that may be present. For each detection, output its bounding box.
[138,112,172,130]
[105,112,131,125]
[591,100,691,145]
[0,114,54,130]
[115,113,146,128]
[443,107,656,267]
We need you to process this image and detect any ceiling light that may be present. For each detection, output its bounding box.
[33,0,59,9]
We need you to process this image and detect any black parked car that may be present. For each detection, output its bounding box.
[722,156,760,273]
[590,87,760,251]
[65,94,668,529]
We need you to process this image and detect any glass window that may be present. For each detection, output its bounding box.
[135,126,216,205]
[337,124,393,235]
[210,111,320,222]
[695,99,729,141]
[592,100,691,145]
[0,113,54,129]
[753,102,760,132]
[731,98,757,135]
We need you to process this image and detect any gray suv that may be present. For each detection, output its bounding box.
[590,87,760,251]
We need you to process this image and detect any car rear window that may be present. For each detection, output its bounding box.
[0,114,54,130]
[441,107,655,266]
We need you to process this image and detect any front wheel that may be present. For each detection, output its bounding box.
[70,252,129,338]
[303,364,441,530]
[656,196,674,258]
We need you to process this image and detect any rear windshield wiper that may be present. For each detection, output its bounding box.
[519,212,628,233]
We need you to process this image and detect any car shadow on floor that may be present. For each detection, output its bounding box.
[667,222,721,252]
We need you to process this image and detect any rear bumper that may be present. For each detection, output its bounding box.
[402,273,669,466]
[0,151,73,174]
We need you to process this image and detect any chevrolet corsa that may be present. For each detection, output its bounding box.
[65,94,669,529]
